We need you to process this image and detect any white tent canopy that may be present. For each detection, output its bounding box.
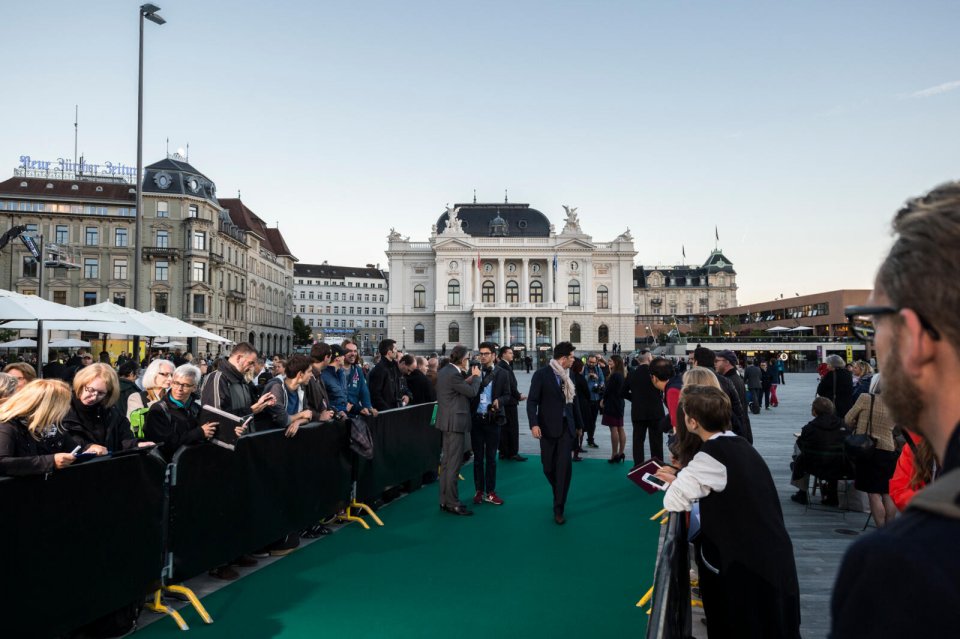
[789,326,814,332]
[0,338,37,348]
[142,311,232,344]
[765,326,792,332]
[49,339,92,348]
[0,290,104,323]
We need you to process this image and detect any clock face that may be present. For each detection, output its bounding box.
[484,263,493,273]
[449,260,458,271]
[532,263,541,273]
[507,262,516,272]
[186,177,200,193]
[570,261,578,271]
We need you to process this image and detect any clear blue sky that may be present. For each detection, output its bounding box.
[3,1,958,304]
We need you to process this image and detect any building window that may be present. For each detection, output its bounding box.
[598,324,609,344]
[481,281,496,303]
[188,205,198,218]
[568,280,581,307]
[22,256,38,278]
[83,258,99,279]
[597,285,609,309]
[156,230,168,248]
[193,294,205,314]
[83,291,97,306]
[529,280,543,303]
[53,290,67,305]
[192,231,206,250]
[570,323,581,343]
[85,226,99,245]
[113,259,128,280]
[506,280,519,303]
[55,225,68,243]
[413,284,426,309]
[155,260,169,281]
[157,202,168,217]
[192,261,206,282]
[115,227,128,247]
[447,279,461,305]
[113,292,126,307]
[448,321,460,342]
[414,323,425,343]
[154,292,168,313]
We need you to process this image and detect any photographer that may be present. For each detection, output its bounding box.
[470,343,512,506]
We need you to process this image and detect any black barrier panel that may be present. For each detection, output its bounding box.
[0,452,166,639]
[645,512,692,639]
[167,420,352,582]
[355,403,441,503]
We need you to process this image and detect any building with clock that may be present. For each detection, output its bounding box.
[385,201,636,359]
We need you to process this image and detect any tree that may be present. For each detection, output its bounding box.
[292,315,312,347]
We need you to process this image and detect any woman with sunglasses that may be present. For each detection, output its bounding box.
[126,358,175,420]
[63,363,141,455]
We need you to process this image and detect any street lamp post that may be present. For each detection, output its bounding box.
[402,326,406,351]
[133,3,165,364]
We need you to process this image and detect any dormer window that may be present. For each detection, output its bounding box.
[71,185,79,190]
[45,183,54,189]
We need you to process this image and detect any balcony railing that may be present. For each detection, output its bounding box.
[142,247,181,262]
[227,289,247,301]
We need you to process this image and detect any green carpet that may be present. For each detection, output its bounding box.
[138,457,663,638]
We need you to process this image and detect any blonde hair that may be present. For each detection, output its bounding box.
[72,363,120,408]
[0,379,72,438]
[682,366,721,389]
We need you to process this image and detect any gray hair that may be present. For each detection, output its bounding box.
[826,354,845,369]
[174,364,202,387]
[869,373,883,394]
[0,372,18,400]
[143,358,176,389]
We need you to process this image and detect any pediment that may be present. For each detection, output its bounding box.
[433,237,474,250]
[554,238,594,250]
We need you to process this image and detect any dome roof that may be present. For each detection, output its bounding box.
[437,203,551,237]
[142,157,219,206]
[702,250,735,274]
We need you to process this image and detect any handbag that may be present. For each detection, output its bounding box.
[844,393,877,461]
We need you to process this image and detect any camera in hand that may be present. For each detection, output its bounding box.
[468,360,481,370]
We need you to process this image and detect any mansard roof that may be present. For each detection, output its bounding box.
[436,203,551,237]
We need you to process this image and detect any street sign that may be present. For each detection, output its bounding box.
[18,234,40,259]
[845,345,853,363]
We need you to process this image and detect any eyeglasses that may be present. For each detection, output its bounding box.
[844,305,941,342]
[156,371,173,378]
[82,386,107,398]
[171,381,196,390]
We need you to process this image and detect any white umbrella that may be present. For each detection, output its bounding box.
[0,290,102,323]
[789,326,814,332]
[142,311,232,344]
[0,338,37,348]
[154,341,188,349]
[765,326,792,332]
[49,338,91,348]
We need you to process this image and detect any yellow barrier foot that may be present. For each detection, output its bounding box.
[649,508,666,521]
[339,511,371,530]
[145,589,189,631]
[164,584,213,624]
[636,585,654,608]
[660,516,669,524]
[352,500,385,527]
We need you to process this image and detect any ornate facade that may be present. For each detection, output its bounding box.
[386,202,636,357]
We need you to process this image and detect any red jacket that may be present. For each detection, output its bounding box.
[889,432,924,511]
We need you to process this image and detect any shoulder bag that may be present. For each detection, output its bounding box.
[844,393,877,461]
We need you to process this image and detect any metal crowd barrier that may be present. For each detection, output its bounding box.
[646,512,692,639]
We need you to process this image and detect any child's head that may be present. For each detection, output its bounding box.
[679,385,731,433]
[812,397,835,417]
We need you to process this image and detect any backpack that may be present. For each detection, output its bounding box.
[348,414,374,460]
[129,391,152,439]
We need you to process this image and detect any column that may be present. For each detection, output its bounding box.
[584,259,592,311]
[502,315,508,345]
[545,263,553,305]
[557,315,563,345]
[475,316,481,350]
[521,258,529,303]
[497,257,505,304]
[528,316,534,348]
[474,258,480,304]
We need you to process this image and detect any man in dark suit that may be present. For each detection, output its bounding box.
[469,342,513,505]
[622,350,665,466]
[435,344,481,516]
[527,341,578,525]
[497,345,527,462]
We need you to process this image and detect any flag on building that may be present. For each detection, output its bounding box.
[552,253,558,272]
[682,245,686,259]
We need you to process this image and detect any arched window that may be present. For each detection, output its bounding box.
[414,323,425,344]
[567,279,581,306]
[597,285,609,309]
[598,324,609,343]
[506,280,519,303]
[718,274,726,286]
[570,323,581,343]
[447,279,460,305]
[448,321,460,342]
[529,280,543,303]
[482,280,496,303]
[413,284,426,309]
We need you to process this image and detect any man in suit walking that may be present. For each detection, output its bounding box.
[527,341,578,525]
[622,350,665,466]
[497,345,527,462]
[436,344,481,516]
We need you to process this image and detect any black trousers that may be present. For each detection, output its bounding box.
[632,418,663,466]
[762,385,772,408]
[539,428,573,515]
[471,418,500,494]
[587,401,601,441]
[498,405,520,459]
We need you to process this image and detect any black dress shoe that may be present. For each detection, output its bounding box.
[554,514,566,525]
[511,455,528,462]
[440,504,474,516]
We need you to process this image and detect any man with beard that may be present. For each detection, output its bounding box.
[831,182,960,637]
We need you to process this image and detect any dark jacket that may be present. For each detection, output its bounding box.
[303,371,332,422]
[602,371,626,419]
[760,366,776,389]
[255,377,301,431]
[744,364,762,389]
[526,365,577,438]
[406,369,436,405]
[63,396,136,452]
[817,368,855,418]
[144,392,206,461]
[716,372,752,444]
[200,358,254,418]
[622,363,665,422]
[497,359,523,406]
[797,413,850,456]
[722,367,753,442]
[572,370,593,429]
[369,359,405,411]
[0,419,79,476]
[470,365,512,419]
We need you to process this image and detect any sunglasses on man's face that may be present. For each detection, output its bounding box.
[844,305,941,342]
